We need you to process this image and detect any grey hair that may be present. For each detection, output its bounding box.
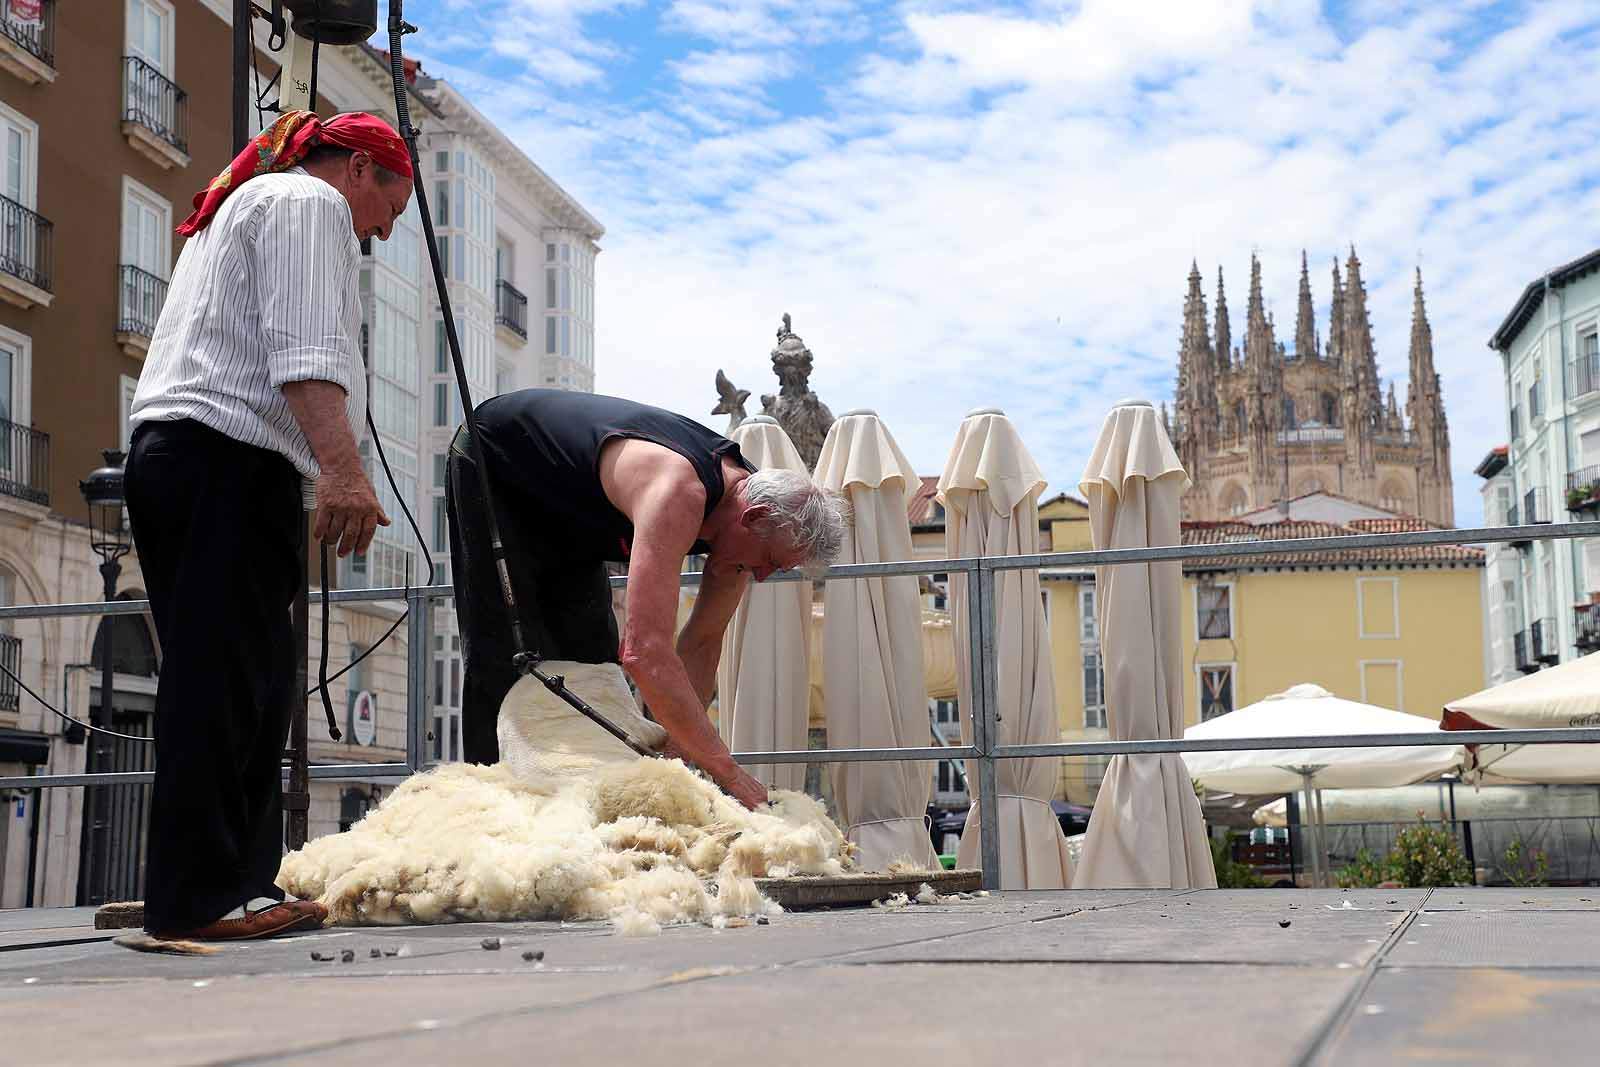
[743,468,850,577]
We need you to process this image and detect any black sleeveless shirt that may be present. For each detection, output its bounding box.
[472,389,754,562]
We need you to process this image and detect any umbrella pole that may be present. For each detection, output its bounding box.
[1314,788,1329,887]
[1298,770,1323,888]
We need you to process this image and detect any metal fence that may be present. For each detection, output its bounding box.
[5,519,1600,890]
[122,55,189,155]
[1323,816,1600,886]
[0,192,53,294]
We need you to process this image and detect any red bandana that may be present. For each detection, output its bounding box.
[176,110,414,237]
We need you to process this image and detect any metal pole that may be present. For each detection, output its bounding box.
[232,0,251,152]
[1314,787,1329,887]
[85,561,120,904]
[974,562,1002,890]
[284,518,310,851]
[1298,771,1321,888]
[405,586,431,771]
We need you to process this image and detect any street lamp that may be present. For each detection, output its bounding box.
[79,449,130,906]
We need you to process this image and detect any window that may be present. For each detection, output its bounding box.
[1079,586,1097,641]
[1576,331,1599,397]
[433,453,446,489]
[437,236,448,278]
[433,382,448,427]
[346,642,368,716]
[1530,361,1544,420]
[435,181,449,227]
[1322,394,1338,426]
[125,0,173,75]
[1196,581,1232,639]
[1220,483,1249,517]
[0,102,37,211]
[432,494,448,553]
[435,321,448,373]
[434,150,448,173]
[1282,395,1296,429]
[1360,660,1403,710]
[121,176,170,328]
[1082,651,1106,729]
[118,375,138,447]
[1199,664,1235,721]
[1357,577,1400,639]
[0,324,31,430]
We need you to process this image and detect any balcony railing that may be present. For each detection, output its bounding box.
[0,633,19,711]
[117,265,167,339]
[1567,466,1600,512]
[1576,603,1600,653]
[122,55,188,155]
[1523,486,1550,525]
[0,0,53,67]
[0,416,48,507]
[1531,617,1560,665]
[0,193,53,293]
[1513,629,1537,673]
[495,279,528,339]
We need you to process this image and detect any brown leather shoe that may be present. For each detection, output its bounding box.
[154,900,327,942]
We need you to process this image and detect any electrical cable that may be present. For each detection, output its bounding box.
[385,2,653,757]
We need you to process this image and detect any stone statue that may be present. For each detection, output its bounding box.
[759,313,834,470]
[712,368,750,433]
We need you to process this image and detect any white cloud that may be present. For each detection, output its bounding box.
[671,50,795,89]
[412,0,1600,527]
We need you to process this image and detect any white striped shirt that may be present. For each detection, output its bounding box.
[131,168,366,505]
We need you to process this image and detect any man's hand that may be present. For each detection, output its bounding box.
[314,463,389,557]
[660,738,770,810]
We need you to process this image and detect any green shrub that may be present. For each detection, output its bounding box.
[1500,836,1550,888]
[1209,833,1269,889]
[1386,818,1473,887]
[1334,847,1387,889]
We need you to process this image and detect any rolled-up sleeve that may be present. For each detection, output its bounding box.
[250,192,360,392]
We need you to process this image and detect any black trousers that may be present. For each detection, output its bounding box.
[446,427,619,765]
[125,420,301,932]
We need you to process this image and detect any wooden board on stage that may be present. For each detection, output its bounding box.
[753,869,982,910]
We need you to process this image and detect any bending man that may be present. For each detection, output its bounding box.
[448,388,847,809]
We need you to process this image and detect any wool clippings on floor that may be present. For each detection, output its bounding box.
[278,663,855,935]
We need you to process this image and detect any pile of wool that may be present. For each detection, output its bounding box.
[278,662,853,934]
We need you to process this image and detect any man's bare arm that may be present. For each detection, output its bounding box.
[281,380,388,557]
[618,482,767,809]
[675,562,748,706]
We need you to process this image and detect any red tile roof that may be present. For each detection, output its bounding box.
[1180,517,1484,571]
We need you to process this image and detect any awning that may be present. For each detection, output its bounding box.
[0,727,50,766]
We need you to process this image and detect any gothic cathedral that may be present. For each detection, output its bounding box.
[1170,249,1453,526]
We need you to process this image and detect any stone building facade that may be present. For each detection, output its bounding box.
[1171,250,1453,526]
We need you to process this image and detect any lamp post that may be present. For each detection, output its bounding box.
[79,449,131,905]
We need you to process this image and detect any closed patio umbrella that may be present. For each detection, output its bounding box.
[716,415,812,791]
[940,407,1073,888]
[814,409,940,871]
[1073,400,1215,889]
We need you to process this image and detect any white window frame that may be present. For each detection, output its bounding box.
[118,374,138,447]
[125,0,176,76]
[1079,584,1097,642]
[0,100,39,210]
[120,175,172,276]
[1081,647,1106,730]
[1356,576,1401,640]
[1196,661,1239,723]
[1359,659,1405,711]
[1194,579,1235,641]
[0,323,33,428]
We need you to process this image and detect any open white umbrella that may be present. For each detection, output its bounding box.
[1445,651,1600,785]
[940,407,1073,888]
[814,410,940,871]
[716,415,812,792]
[1074,401,1215,889]
[1186,683,1465,885]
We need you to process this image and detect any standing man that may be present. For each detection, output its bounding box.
[125,111,412,941]
[449,389,848,809]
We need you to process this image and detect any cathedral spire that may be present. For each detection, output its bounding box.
[1343,246,1382,419]
[1244,253,1279,376]
[1214,266,1232,369]
[1294,249,1317,360]
[1327,257,1345,364]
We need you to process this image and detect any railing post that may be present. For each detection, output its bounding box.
[974,560,1002,890]
[405,586,431,771]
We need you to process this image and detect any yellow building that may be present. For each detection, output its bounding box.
[1044,510,1485,805]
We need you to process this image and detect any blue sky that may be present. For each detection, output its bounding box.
[374,0,1600,524]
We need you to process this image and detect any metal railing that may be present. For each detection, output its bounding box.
[122,55,188,155]
[495,279,528,339]
[1576,602,1600,653]
[0,192,52,293]
[1567,466,1600,511]
[0,0,53,66]
[1531,617,1560,665]
[0,633,19,711]
[6,519,1600,891]
[1572,350,1600,400]
[0,416,49,506]
[117,265,168,339]
[1523,486,1550,525]
[1513,629,1536,673]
